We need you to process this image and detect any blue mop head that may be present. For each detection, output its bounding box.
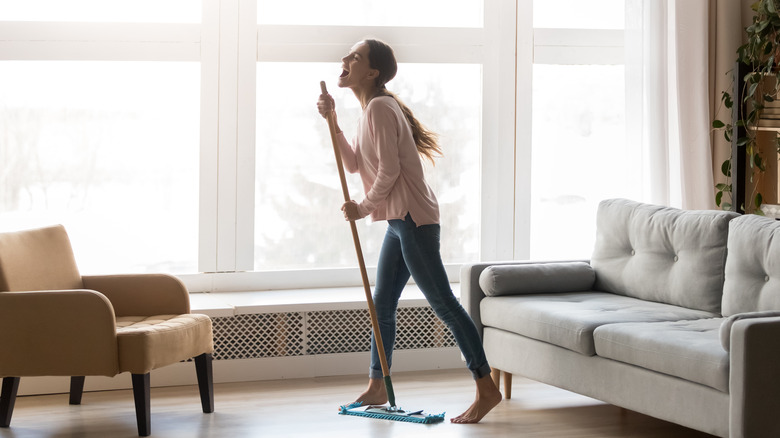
[339,402,445,424]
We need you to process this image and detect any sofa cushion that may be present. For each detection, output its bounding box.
[478,262,595,297]
[722,214,780,316]
[480,292,717,356]
[591,198,738,313]
[594,318,728,392]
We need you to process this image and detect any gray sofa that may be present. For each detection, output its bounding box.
[461,198,780,438]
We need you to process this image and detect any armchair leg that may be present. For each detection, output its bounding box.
[194,353,214,413]
[131,373,151,437]
[0,377,20,428]
[504,371,513,400]
[69,376,85,405]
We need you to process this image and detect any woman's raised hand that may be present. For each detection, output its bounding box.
[317,92,336,119]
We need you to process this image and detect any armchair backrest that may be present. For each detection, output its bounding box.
[0,225,83,292]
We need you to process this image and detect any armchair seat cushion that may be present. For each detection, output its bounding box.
[116,314,213,374]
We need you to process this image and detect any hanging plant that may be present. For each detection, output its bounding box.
[713,0,780,213]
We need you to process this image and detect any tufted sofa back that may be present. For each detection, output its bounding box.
[722,214,780,316]
[590,199,739,313]
[0,225,84,292]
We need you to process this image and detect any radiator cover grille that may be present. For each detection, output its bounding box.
[211,306,456,361]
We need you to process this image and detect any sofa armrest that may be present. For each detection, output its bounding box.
[720,311,780,351]
[729,316,780,438]
[82,274,190,317]
[0,290,119,377]
[460,260,590,338]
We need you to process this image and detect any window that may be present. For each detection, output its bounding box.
[254,62,481,271]
[1,0,515,290]
[0,4,201,275]
[245,0,514,286]
[0,61,200,273]
[524,0,636,260]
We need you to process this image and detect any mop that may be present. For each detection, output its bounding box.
[320,81,445,425]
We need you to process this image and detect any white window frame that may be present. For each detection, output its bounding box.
[514,0,625,260]
[196,0,518,292]
[0,0,518,292]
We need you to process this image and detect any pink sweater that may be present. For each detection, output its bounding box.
[336,96,440,226]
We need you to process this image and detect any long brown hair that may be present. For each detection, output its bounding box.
[364,39,442,164]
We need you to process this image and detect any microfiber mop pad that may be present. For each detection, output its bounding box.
[339,402,445,424]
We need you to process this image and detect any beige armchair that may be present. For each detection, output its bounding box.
[0,225,214,436]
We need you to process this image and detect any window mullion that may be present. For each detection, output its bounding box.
[198,0,221,272]
[216,0,240,272]
[514,0,533,261]
[235,0,257,271]
[481,0,517,261]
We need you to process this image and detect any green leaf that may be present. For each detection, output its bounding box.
[756,192,764,209]
[764,41,774,55]
[722,160,732,177]
[737,136,750,146]
[725,129,732,142]
[715,191,723,207]
[756,153,766,171]
[716,183,732,192]
[722,202,732,210]
[712,120,726,129]
[766,94,775,102]
[749,82,759,98]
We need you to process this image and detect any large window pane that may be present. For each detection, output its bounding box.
[0,61,200,274]
[255,62,481,271]
[0,1,201,23]
[530,64,636,260]
[258,0,483,28]
[533,0,624,29]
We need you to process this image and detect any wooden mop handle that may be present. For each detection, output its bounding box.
[320,81,395,404]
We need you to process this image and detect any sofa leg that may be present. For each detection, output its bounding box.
[0,377,20,428]
[194,353,214,413]
[490,369,513,400]
[131,373,151,437]
[491,368,501,390]
[69,376,85,405]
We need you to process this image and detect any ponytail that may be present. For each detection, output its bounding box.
[380,89,442,165]
[365,39,443,165]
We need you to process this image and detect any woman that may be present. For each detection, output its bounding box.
[316,39,501,424]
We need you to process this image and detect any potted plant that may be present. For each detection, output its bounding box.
[713,0,780,213]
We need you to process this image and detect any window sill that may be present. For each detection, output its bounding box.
[189,283,460,318]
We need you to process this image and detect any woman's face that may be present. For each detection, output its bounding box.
[337,41,377,90]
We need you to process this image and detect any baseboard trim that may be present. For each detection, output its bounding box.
[17,347,462,396]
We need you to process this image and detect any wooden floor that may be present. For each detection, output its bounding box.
[1,369,716,438]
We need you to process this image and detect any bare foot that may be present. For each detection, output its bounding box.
[450,374,502,424]
[353,378,388,406]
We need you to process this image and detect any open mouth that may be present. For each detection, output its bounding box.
[340,69,349,78]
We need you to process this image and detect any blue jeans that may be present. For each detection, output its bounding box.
[369,214,491,380]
